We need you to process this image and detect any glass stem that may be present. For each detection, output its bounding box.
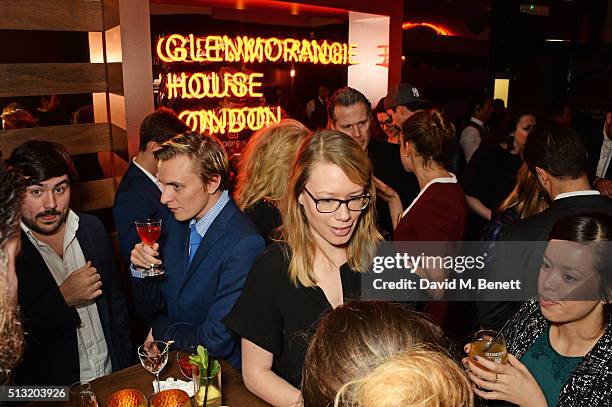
[155,372,161,393]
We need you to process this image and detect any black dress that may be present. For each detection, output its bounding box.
[461,142,522,239]
[244,199,282,245]
[223,243,361,388]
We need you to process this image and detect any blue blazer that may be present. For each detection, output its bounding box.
[131,198,265,369]
[14,212,132,385]
[113,161,171,269]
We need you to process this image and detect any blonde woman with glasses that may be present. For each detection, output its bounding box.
[224,130,382,407]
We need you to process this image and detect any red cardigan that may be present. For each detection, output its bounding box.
[394,182,468,241]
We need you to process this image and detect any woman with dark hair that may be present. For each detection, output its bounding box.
[371,98,400,144]
[464,213,612,407]
[381,109,467,242]
[224,130,382,406]
[461,111,536,238]
[302,301,472,407]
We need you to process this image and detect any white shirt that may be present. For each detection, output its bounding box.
[133,157,163,191]
[402,173,458,218]
[596,124,612,178]
[21,211,112,382]
[460,117,485,164]
[554,190,600,201]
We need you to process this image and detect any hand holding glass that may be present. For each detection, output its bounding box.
[469,330,508,371]
[135,219,164,276]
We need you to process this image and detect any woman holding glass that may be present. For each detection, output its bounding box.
[224,130,382,407]
[464,213,612,407]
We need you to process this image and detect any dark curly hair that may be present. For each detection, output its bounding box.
[0,158,25,249]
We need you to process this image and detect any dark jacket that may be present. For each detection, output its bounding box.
[500,300,611,407]
[113,161,171,269]
[477,194,612,330]
[14,212,132,385]
[130,198,265,369]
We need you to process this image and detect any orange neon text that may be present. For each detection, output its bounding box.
[166,72,264,99]
[179,106,282,135]
[157,34,358,65]
[402,22,451,36]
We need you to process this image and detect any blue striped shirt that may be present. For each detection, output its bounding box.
[188,190,230,256]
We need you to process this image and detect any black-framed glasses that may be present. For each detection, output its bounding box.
[378,118,394,128]
[303,187,371,213]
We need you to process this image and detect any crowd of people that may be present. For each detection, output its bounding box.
[0,83,611,407]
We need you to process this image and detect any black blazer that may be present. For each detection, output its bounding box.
[113,161,171,269]
[13,212,132,385]
[477,194,612,330]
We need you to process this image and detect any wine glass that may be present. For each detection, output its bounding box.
[135,219,164,276]
[138,340,170,394]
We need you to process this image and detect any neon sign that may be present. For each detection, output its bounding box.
[402,22,451,36]
[158,34,358,137]
[157,34,358,65]
[179,106,282,135]
[165,72,264,99]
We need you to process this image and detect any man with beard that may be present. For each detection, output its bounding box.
[0,159,25,384]
[8,141,131,385]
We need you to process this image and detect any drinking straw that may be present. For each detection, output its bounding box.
[483,319,511,353]
[203,358,211,406]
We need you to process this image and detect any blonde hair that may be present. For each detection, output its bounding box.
[302,301,443,407]
[335,346,474,407]
[234,119,309,210]
[282,130,382,287]
[154,131,230,190]
[497,163,550,219]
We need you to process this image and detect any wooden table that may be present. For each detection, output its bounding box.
[20,352,271,406]
[90,351,271,406]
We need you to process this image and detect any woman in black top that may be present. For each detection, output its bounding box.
[462,111,536,239]
[224,130,382,406]
[234,119,309,244]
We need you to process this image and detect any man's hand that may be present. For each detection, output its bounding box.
[131,242,162,270]
[595,179,612,198]
[59,261,102,307]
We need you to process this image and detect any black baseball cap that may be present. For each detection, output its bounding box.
[384,83,427,110]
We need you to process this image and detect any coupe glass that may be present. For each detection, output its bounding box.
[135,219,164,276]
[138,340,170,394]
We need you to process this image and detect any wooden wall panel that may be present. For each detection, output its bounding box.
[0,63,107,97]
[0,1,103,32]
[71,177,117,212]
[0,123,112,156]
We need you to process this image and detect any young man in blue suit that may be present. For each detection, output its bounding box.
[130,132,265,369]
[113,108,188,269]
[9,141,132,385]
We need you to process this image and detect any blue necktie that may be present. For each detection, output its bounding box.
[188,224,202,266]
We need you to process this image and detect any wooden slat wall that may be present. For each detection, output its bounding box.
[3,0,127,215]
[0,123,118,156]
[71,177,118,212]
[0,1,103,32]
[0,63,109,97]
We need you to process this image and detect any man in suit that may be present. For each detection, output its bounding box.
[0,159,26,384]
[113,108,189,269]
[328,87,419,239]
[130,132,265,369]
[478,124,612,330]
[8,141,132,385]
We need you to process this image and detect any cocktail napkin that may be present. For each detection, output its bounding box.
[155,377,194,397]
